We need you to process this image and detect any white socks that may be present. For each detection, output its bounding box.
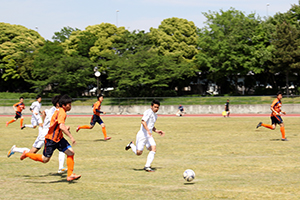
[145,151,156,167]
[130,143,137,154]
[13,147,30,153]
[58,151,65,169]
[24,124,34,128]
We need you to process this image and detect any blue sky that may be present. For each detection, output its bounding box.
[0,0,299,40]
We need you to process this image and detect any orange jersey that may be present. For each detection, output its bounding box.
[270,98,282,116]
[45,107,67,143]
[13,102,25,113]
[93,101,102,116]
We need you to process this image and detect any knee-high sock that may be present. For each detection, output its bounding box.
[67,155,74,177]
[262,123,273,130]
[280,127,286,139]
[102,127,107,138]
[25,124,34,128]
[7,119,15,125]
[78,125,90,130]
[26,153,43,162]
[130,143,137,154]
[58,151,65,170]
[145,151,156,167]
[13,147,30,154]
[20,118,24,127]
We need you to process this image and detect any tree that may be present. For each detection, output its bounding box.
[52,26,80,43]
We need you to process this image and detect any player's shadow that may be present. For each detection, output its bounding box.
[133,167,162,171]
[22,173,79,184]
[270,139,283,141]
[184,182,195,185]
[94,139,108,142]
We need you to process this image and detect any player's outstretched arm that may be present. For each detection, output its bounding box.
[60,123,76,145]
[153,127,165,137]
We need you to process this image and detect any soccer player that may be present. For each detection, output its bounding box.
[76,94,111,140]
[125,99,165,172]
[7,95,67,174]
[176,104,185,116]
[21,95,42,130]
[256,91,287,141]
[224,99,230,117]
[19,94,81,181]
[6,97,25,128]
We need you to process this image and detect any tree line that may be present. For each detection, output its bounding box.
[1,3,300,97]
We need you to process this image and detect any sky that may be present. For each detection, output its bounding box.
[0,0,299,40]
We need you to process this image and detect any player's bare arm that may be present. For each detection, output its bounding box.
[41,110,46,121]
[13,106,17,112]
[270,107,279,115]
[141,120,152,137]
[153,127,165,137]
[60,123,76,145]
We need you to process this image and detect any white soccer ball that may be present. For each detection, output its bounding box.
[183,169,195,182]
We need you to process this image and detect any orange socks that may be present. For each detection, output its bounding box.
[78,125,90,130]
[67,155,74,177]
[261,123,273,130]
[20,118,24,127]
[102,127,107,138]
[7,119,15,125]
[280,127,286,139]
[26,153,43,162]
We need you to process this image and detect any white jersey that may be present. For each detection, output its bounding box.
[30,101,41,115]
[43,106,57,129]
[139,108,157,135]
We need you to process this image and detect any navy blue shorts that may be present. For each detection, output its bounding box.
[15,111,22,119]
[271,115,283,125]
[43,138,71,158]
[90,114,103,126]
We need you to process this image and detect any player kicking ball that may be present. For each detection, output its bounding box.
[125,100,165,172]
[18,94,81,181]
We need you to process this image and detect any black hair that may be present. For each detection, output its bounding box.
[97,94,103,100]
[151,99,160,106]
[51,95,62,106]
[19,97,24,100]
[277,91,282,96]
[59,94,72,107]
[36,95,42,100]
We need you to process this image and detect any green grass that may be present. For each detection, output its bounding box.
[1,116,300,199]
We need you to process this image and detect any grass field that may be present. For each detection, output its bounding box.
[1,115,300,199]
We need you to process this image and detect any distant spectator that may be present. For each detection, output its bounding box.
[224,99,230,117]
[176,104,186,117]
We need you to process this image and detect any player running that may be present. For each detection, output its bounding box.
[6,97,25,128]
[256,91,287,141]
[21,95,42,130]
[76,94,111,140]
[7,95,67,174]
[125,100,165,172]
[19,94,81,181]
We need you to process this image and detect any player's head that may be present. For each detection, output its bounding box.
[151,99,160,113]
[52,95,62,107]
[277,91,283,99]
[36,95,42,102]
[227,99,229,102]
[97,94,104,101]
[19,97,24,102]
[59,94,72,111]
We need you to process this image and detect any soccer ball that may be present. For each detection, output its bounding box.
[183,169,195,182]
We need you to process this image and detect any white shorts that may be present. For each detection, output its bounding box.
[32,127,49,149]
[136,131,156,151]
[31,114,42,126]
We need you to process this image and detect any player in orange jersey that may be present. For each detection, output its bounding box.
[19,94,81,181]
[256,91,287,141]
[76,94,111,140]
[6,97,25,128]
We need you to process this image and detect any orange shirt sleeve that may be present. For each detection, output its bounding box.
[46,108,66,142]
[93,101,101,116]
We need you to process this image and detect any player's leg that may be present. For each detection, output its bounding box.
[7,145,30,157]
[100,120,111,140]
[277,116,287,140]
[144,137,156,172]
[257,117,276,130]
[23,117,37,129]
[20,138,53,163]
[6,118,16,127]
[58,151,67,174]
[76,116,95,132]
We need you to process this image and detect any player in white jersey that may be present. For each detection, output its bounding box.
[21,95,43,130]
[125,100,165,172]
[7,95,67,174]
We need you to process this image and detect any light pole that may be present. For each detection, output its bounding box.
[116,10,119,27]
[266,3,270,17]
[94,66,101,96]
[35,26,38,32]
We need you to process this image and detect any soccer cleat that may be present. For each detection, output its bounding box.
[58,167,68,174]
[281,138,288,141]
[67,174,81,181]
[76,126,80,132]
[21,125,25,130]
[125,141,133,151]
[144,166,155,172]
[7,145,16,158]
[6,122,9,127]
[256,122,262,129]
[20,150,28,160]
[104,137,111,140]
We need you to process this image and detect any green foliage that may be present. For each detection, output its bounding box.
[52,26,80,43]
